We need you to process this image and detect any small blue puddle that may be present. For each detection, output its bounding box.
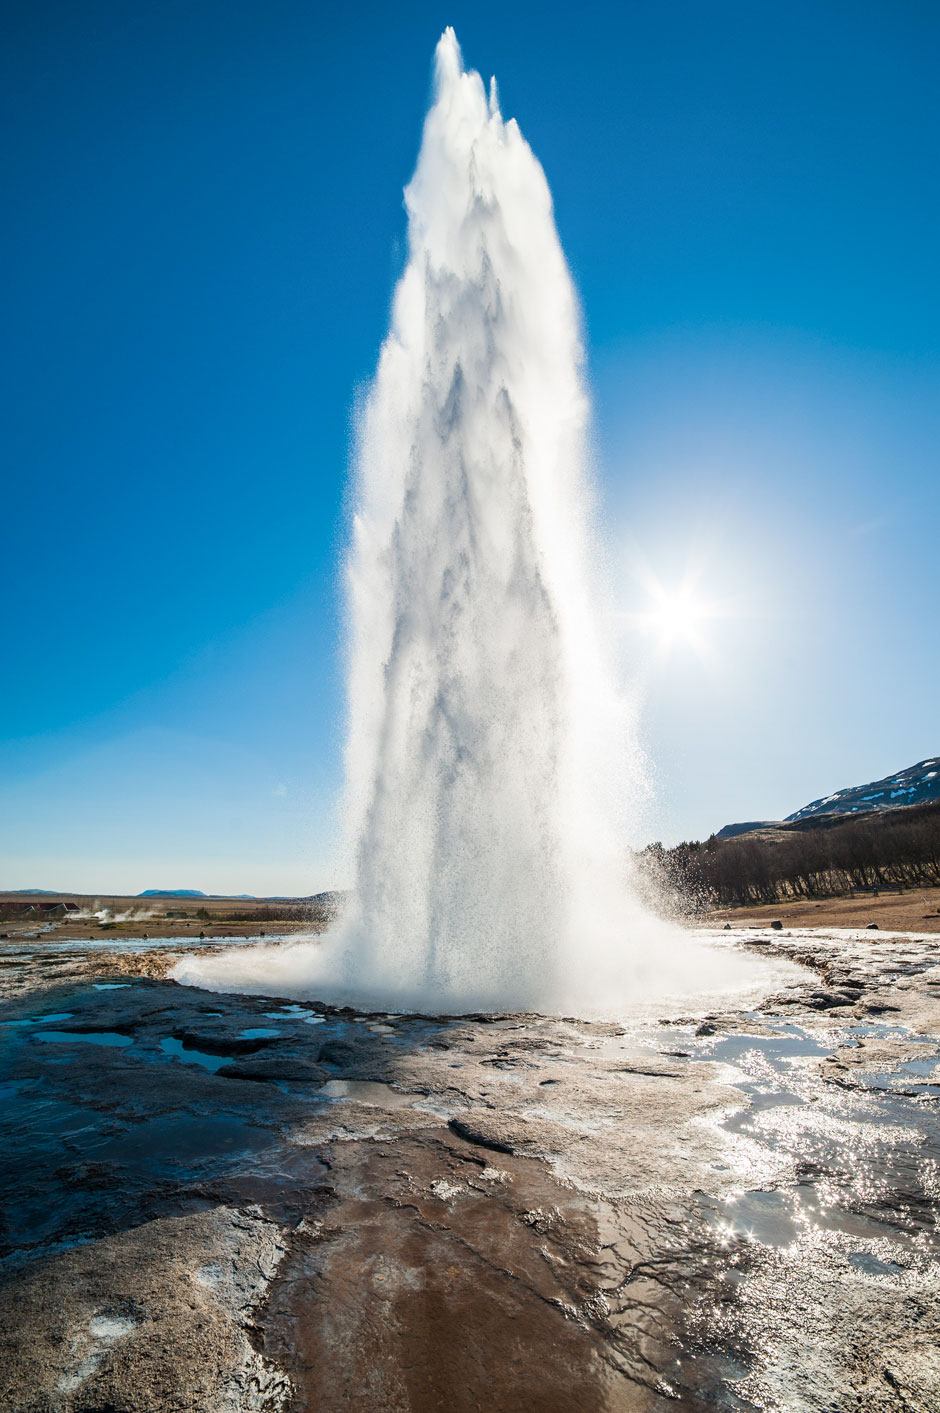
[317,1078,415,1108]
[860,1069,940,1095]
[1,1013,74,1028]
[96,1113,270,1164]
[159,1037,229,1072]
[92,984,130,991]
[731,1083,805,1117]
[238,1028,280,1040]
[848,1250,905,1277]
[35,1031,133,1048]
[264,1007,325,1024]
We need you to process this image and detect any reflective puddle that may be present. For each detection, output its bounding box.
[263,1007,325,1025]
[35,1031,133,1048]
[158,1036,229,1071]
[1,1013,75,1028]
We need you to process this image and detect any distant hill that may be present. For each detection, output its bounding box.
[786,756,940,823]
[715,821,778,841]
[137,890,258,899]
[138,889,208,898]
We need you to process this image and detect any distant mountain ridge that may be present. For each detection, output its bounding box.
[786,756,940,823]
[717,755,939,839]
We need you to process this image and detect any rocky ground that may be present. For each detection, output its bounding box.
[2,927,940,1411]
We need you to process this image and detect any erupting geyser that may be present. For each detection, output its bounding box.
[175,30,762,1014]
[337,28,662,1012]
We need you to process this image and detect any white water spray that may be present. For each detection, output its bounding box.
[176,31,766,1014]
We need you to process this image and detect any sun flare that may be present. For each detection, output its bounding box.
[644,584,711,644]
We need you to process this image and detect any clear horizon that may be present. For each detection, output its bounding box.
[3,1,938,896]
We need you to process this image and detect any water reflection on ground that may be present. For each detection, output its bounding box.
[1,925,940,1409]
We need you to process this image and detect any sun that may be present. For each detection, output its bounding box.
[642,583,712,647]
[617,543,750,669]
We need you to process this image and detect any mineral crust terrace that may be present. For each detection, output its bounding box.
[2,927,940,1411]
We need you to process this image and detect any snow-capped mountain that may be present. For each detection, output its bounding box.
[786,756,940,823]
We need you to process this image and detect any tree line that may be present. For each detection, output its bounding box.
[636,801,940,911]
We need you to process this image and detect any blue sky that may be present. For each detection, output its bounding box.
[2,0,938,894]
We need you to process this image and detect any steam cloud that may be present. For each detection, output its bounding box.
[71,905,157,923]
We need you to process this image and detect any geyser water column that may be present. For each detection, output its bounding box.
[175,30,763,1014]
[340,26,654,1011]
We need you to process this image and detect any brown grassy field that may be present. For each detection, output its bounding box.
[0,891,334,942]
[708,884,940,934]
[5,885,940,947]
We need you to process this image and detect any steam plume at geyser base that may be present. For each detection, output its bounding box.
[175,31,768,1016]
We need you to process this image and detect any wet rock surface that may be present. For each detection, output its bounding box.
[1,927,940,1409]
[0,1206,291,1412]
